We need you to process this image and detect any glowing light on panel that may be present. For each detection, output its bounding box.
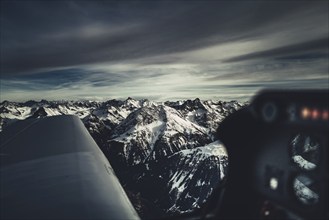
[311,109,320,120]
[301,107,310,119]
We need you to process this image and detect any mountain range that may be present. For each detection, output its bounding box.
[0,98,245,218]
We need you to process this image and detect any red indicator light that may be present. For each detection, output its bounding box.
[301,107,310,119]
[322,110,329,120]
[311,109,319,120]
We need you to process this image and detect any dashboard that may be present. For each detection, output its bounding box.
[209,90,328,220]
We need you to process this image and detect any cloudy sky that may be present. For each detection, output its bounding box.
[0,1,328,101]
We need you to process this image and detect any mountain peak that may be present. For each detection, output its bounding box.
[126,97,134,101]
[29,107,48,118]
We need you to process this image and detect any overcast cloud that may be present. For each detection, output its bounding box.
[0,0,328,101]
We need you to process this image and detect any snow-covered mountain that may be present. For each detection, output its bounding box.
[0,98,245,216]
[132,141,229,214]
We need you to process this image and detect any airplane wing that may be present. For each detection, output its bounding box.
[0,115,140,220]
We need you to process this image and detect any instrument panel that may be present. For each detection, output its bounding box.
[215,89,328,220]
[250,90,328,220]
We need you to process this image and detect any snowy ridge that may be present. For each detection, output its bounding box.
[163,140,228,213]
[110,105,213,166]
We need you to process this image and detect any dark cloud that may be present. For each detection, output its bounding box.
[1,67,135,90]
[1,68,89,92]
[2,68,87,83]
[1,1,327,75]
